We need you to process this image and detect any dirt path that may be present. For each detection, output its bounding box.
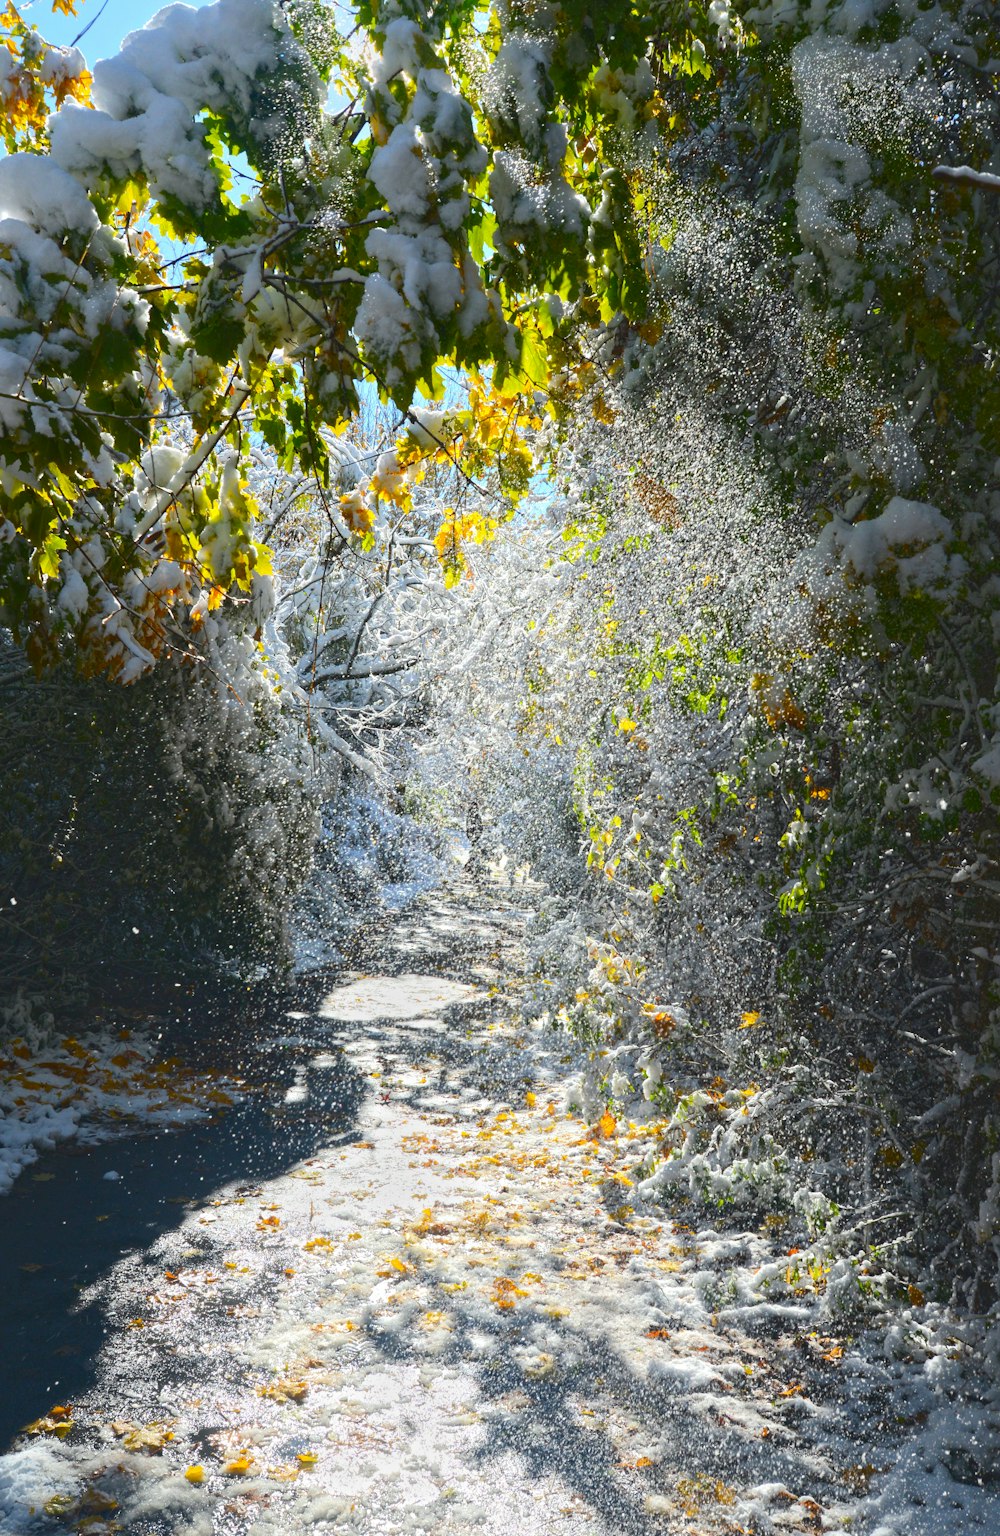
[1,880,995,1535]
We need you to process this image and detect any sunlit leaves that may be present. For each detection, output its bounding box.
[0,1,90,153]
[0,0,673,680]
[256,1377,308,1403]
[110,1420,177,1453]
[23,1404,73,1438]
[433,508,496,588]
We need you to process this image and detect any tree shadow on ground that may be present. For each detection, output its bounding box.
[0,982,368,1452]
[1,875,517,1454]
[358,1273,841,1533]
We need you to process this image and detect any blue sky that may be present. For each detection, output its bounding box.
[29,0,211,62]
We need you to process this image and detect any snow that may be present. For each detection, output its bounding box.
[369,125,434,220]
[0,154,98,239]
[934,164,1000,193]
[49,0,319,216]
[37,44,86,88]
[791,31,923,294]
[372,18,426,88]
[490,153,589,240]
[819,496,954,594]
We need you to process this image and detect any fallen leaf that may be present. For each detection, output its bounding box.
[223,1454,254,1475]
[24,1410,74,1439]
[296,1452,318,1467]
[303,1236,334,1254]
[257,1378,308,1404]
[184,1465,205,1484]
[111,1420,176,1452]
[491,1276,529,1310]
[268,1463,301,1482]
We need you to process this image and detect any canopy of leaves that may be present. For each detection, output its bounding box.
[0,0,674,680]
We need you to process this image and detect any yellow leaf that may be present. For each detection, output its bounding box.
[24,1406,74,1439]
[257,1378,308,1404]
[491,1276,529,1309]
[525,1090,537,1109]
[296,1452,318,1467]
[184,1465,205,1484]
[43,1496,77,1518]
[268,1462,301,1482]
[597,1111,617,1139]
[223,1455,254,1475]
[739,1011,762,1029]
[111,1420,176,1452]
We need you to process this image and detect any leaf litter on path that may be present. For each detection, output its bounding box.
[1,881,998,1535]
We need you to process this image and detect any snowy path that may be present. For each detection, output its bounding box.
[1,881,997,1535]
